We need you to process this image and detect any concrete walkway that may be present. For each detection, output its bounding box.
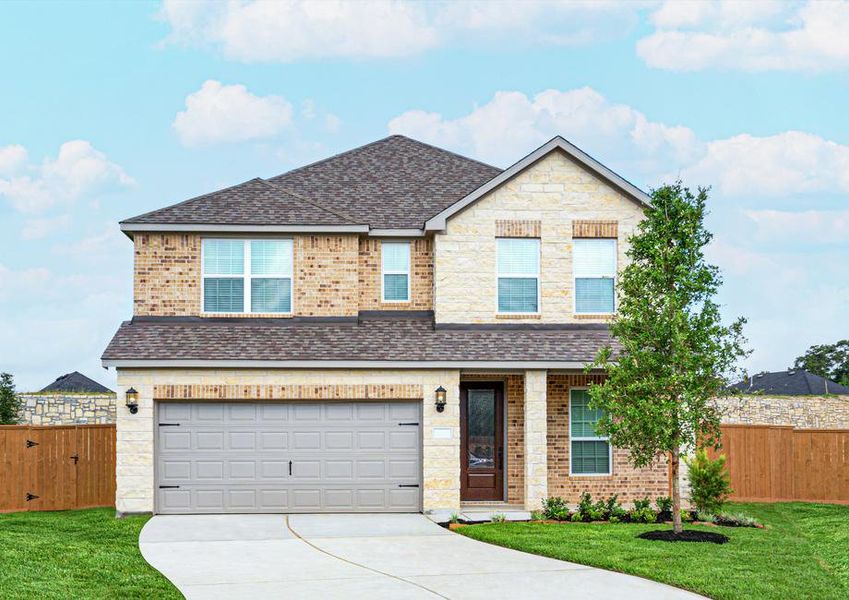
[139,514,705,599]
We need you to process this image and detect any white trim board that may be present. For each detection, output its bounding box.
[103,359,595,369]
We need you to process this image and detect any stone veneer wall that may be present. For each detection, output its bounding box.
[17,393,116,425]
[433,150,645,324]
[358,237,433,311]
[717,395,849,428]
[546,374,669,503]
[115,368,460,515]
[133,233,362,317]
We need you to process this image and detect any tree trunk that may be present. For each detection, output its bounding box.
[671,445,683,534]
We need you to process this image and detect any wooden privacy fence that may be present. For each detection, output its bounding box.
[0,424,116,513]
[713,424,849,505]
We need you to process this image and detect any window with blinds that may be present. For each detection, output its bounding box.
[569,389,611,475]
[497,238,539,313]
[202,239,293,314]
[574,238,616,314]
[382,242,410,302]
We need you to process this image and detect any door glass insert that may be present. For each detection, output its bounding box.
[467,389,496,469]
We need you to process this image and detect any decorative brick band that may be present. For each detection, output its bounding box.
[496,220,542,238]
[573,220,618,239]
[153,383,424,401]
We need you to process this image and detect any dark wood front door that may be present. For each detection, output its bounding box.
[460,382,504,501]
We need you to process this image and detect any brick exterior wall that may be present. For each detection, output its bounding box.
[134,233,201,316]
[358,237,433,311]
[433,150,645,324]
[495,220,541,238]
[546,373,669,504]
[573,220,618,239]
[717,394,849,428]
[294,234,359,317]
[153,383,423,401]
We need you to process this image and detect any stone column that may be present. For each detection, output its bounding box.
[523,370,548,511]
[115,373,155,516]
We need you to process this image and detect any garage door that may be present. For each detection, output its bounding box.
[156,401,421,514]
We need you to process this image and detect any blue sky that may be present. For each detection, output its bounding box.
[1,0,847,391]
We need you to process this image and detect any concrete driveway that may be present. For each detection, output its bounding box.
[139,514,704,599]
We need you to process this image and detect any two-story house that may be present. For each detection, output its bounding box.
[103,135,669,516]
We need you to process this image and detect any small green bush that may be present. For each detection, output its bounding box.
[541,496,571,521]
[491,513,506,523]
[696,510,717,523]
[604,494,627,521]
[629,496,657,523]
[530,510,545,521]
[655,496,673,514]
[715,512,761,528]
[685,449,733,514]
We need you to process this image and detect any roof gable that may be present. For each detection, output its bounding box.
[730,370,849,395]
[425,136,652,231]
[39,371,113,394]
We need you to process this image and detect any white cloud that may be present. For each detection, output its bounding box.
[173,80,293,147]
[0,144,27,175]
[638,1,849,72]
[675,131,849,197]
[389,87,702,172]
[52,223,127,258]
[20,214,72,240]
[744,209,849,244]
[0,141,133,213]
[158,0,643,62]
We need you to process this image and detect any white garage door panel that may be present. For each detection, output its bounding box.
[156,401,421,514]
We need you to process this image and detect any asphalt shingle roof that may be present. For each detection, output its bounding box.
[122,136,502,230]
[39,371,113,394]
[730,370,849,395]
[102,315,615,364]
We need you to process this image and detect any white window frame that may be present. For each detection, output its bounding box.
[573,238,617,316]
[201,238,293,315]
[568,387,613,476]
[381,241,411,303]
[495,237,541,315]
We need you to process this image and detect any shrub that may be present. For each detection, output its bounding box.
[630,497,657,523]
[541,496,570,521]
[491,513,506,523]
[656,496,673,514]
[696,511,717,523]
[530,510,545,521]
[680,509,694,522]
[686,449,733,514]
[604,494,627,521]
[715,512,761,528]
[449,512,461,524]
[575,492,607,522]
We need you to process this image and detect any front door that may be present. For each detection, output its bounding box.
[460,383,504,501]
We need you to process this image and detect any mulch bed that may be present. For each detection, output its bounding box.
[638,529,730,544]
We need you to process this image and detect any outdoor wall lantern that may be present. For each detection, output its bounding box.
[125,388,139,414]
[434,386,447,412]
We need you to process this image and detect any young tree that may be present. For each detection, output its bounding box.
[0,372,20,425]
[792,340,849,387]
[588,183,748,534]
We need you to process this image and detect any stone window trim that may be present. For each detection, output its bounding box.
[381,240,411,303]
[496,237,541,316]
[201,238,294,316]
[569,387,613,476]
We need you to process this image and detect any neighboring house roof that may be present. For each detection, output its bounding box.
[122,136,502,232]
[101,314,616,368]
[39,371,113,394]
[425,136,652,231]
[729,370,849,395]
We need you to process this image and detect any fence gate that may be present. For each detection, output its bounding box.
[0,424,116,512]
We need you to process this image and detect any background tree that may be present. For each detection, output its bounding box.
[792,340,849,387]
[588,183,748,535]
[0,372,20,424]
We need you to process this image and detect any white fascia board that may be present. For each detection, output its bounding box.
[120,223,370,234]
[425,136,652,232]
[368,228,426,237]
[103,359,593,370]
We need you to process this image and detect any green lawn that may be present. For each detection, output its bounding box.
[458,502,849,600]
[0,508,181,600]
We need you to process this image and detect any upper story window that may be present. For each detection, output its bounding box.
[202,239,293,314]
[382,241,410,302]
[570,389,611,475]
[574,239,616,314]
[496,238,539,314]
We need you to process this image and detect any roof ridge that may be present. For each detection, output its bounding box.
[269,135,402,181]
[121,177,265,224]
[258,178,362,225]
[391,134,503,172]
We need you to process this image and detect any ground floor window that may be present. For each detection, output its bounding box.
[569,388,611,475]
